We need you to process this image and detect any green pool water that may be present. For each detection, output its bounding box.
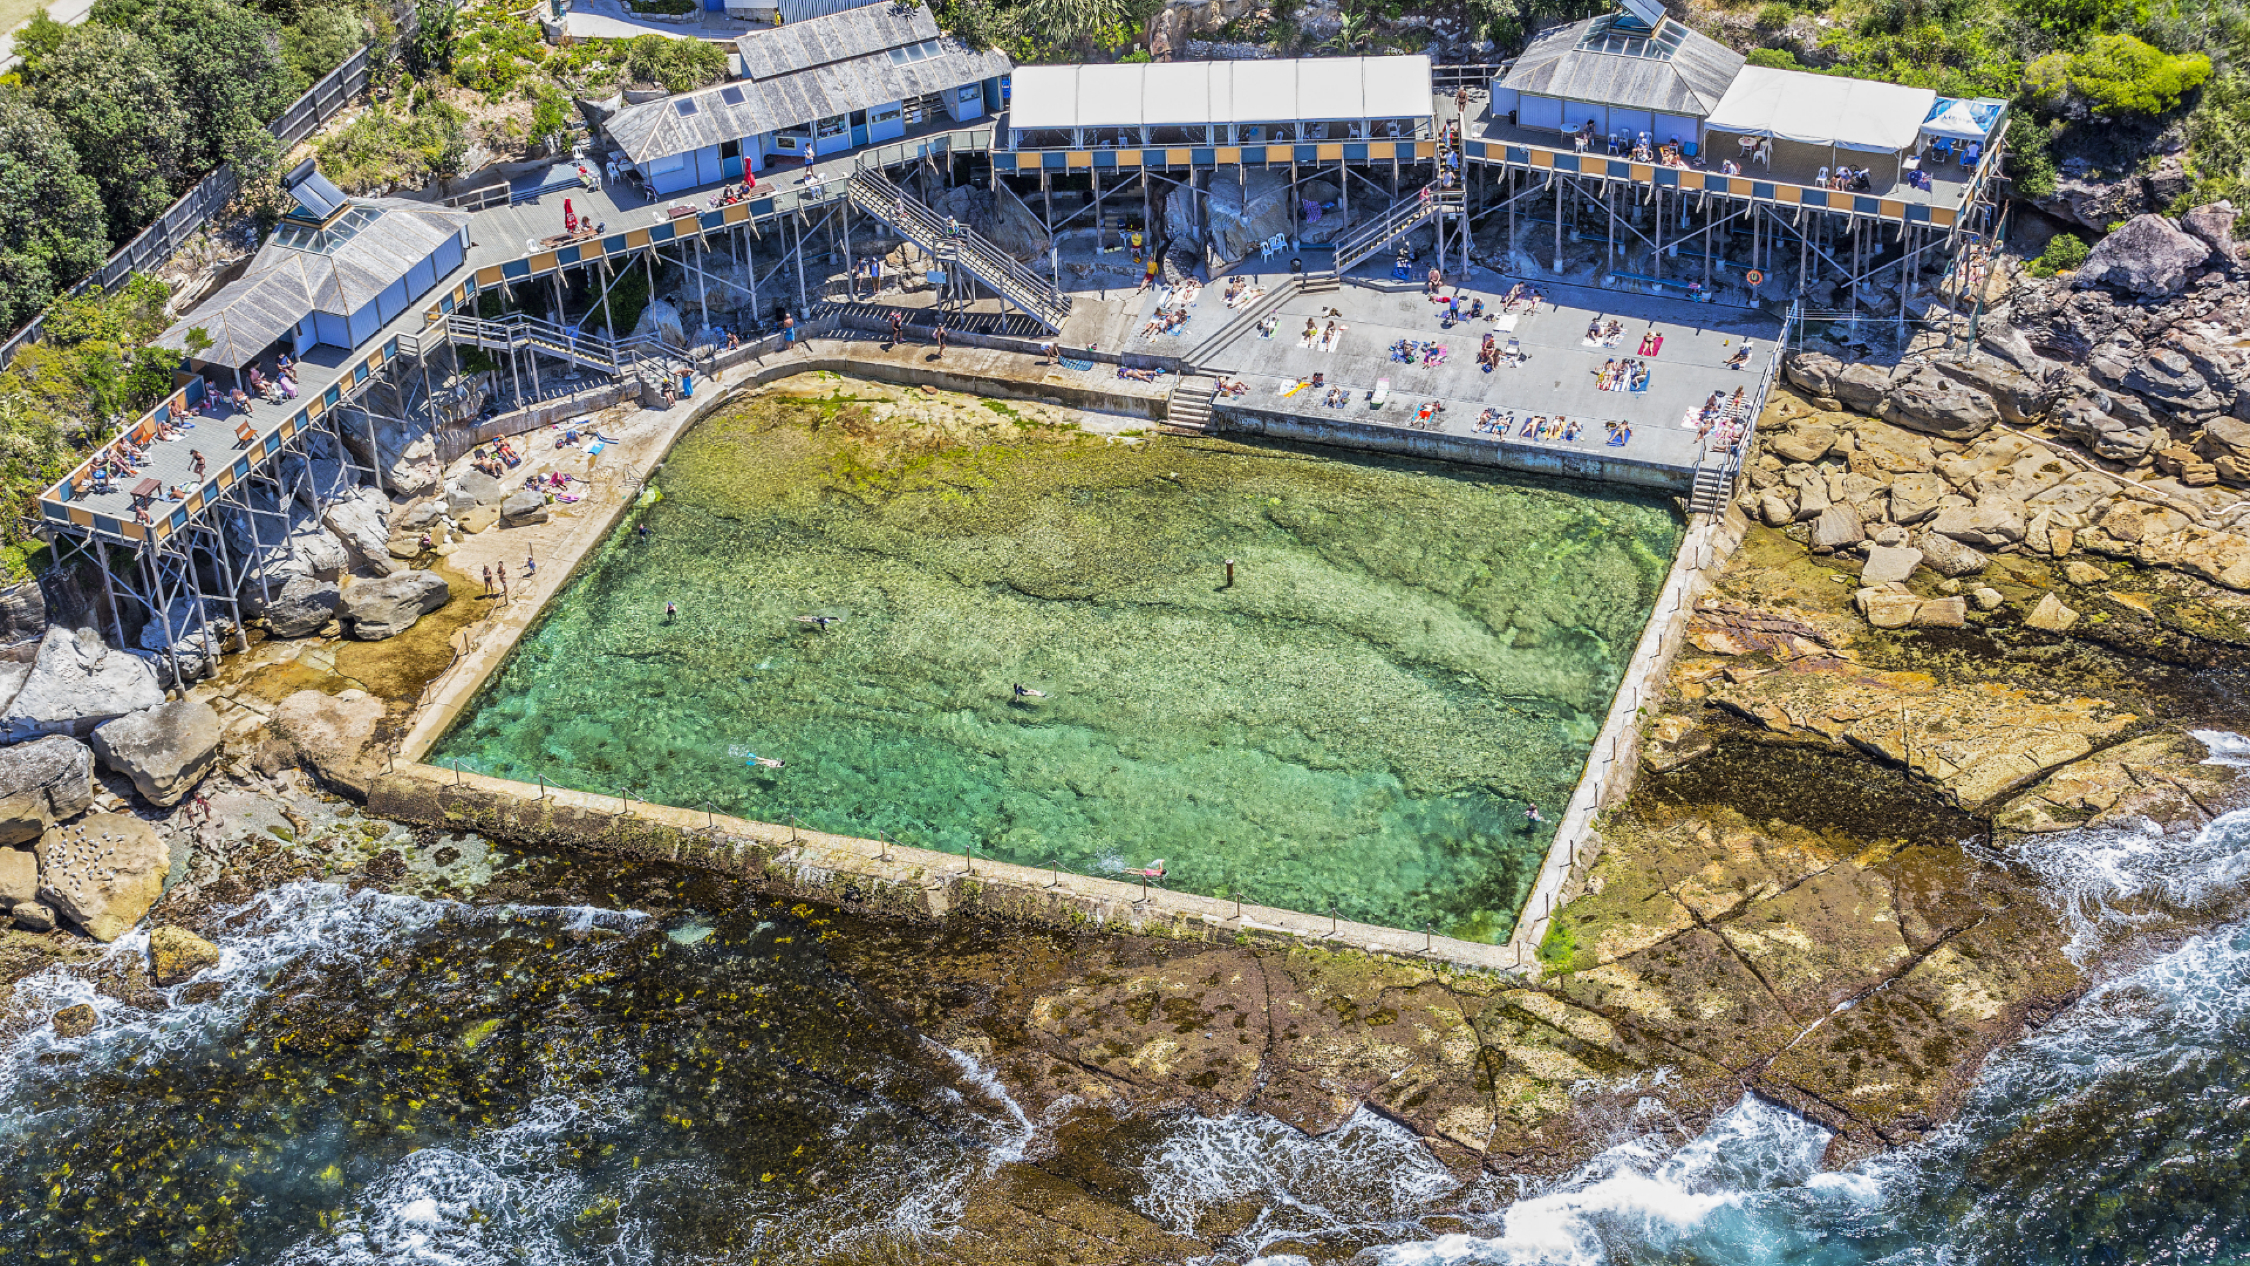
[433,386,1681,940]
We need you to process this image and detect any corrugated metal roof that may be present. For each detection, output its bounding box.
[607,21,1007,164]
[1007,55,1432,130]
[737,1,932,79]
[151,198,470,366]
[1499,15,1742,116]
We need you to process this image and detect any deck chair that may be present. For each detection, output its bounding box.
[234,421,257,447]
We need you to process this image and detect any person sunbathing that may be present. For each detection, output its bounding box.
[1563,419,1581,441]
[1726,344,1753,369]
[1586,317,1603,341]
[1603,318,1623,340]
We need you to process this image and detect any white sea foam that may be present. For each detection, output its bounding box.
[1135,1107,1459,1257]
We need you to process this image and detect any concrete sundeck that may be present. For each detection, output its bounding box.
[1183,266,1781,484]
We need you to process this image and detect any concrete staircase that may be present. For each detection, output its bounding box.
[1163,375,1219,434]
[845,167,1072,332]
[1179,276,1302,370]
[1686,460,1733,516]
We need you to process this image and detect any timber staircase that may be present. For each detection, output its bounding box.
[845,167,1072,333]
[1163,374,1220,434]
[1305,184,1462,290]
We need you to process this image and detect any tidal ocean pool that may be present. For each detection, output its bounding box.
[435,385,1680,939]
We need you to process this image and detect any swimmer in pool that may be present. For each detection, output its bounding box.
[745,753,785,769]
[1013,683,1048,698]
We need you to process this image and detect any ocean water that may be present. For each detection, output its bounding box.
[433,397,1681,939]
[5,739,2250,1263]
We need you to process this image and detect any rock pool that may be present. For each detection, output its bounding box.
[433,384,1680,939]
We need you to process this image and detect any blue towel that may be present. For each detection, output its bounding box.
[1059,356,1096,371]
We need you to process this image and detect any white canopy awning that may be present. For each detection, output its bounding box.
[1008,55,1432,130]
[1921,96,2004,142]
[1704,66,1936,153]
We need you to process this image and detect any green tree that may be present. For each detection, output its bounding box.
[2028,34,2211,116]
[136,0,295,177]
[8,10,74,77]
[281,7,367,89]
[0,90,106,332]
[29,26,193,246]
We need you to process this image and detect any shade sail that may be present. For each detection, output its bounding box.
[1922,96,2005,141]
[1704,65,1936,153]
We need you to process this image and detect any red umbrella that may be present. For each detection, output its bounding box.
[564,198,577,234]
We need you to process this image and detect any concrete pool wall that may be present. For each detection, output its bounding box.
[382,327,1739,973]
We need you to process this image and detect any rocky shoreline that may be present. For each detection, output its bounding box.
[7,257,2250,1255]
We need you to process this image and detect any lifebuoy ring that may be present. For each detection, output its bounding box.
[1746,269,1766,287]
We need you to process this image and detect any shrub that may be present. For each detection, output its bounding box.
[1755,1,1795,29]
[627,0,698,12]
[1746,46,1803,69]
[622,34,728,92]
[281,7,365,89]
[2028,232,2090,276]
[317,98,471,191]
[2028,34,2211,117]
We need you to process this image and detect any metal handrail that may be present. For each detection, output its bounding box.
[845,167,1071,326]
[1329,184,1444,275]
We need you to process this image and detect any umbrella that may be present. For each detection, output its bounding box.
[565,197,577,234]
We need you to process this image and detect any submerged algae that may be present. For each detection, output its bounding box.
[436,389,1680,939]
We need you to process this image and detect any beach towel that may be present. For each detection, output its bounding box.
[1059,356,1096,371]
[587,440,607,456]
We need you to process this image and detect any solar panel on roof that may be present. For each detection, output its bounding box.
[1619,0,1666,29]
[303,171,347,212]
[676,97,700,115]
[721,85,746,104]
[288,180,341,221]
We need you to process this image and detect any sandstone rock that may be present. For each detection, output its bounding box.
[2053,394,2162,464]
[1856,588,1920,628]
[272,688,386,779]
[1912,596,1968,627]
[264,576,341,640]
[1929,503,2025,550]
[445,469,508,516]
[35,811,168,942]
[1833,362,1892,412]
[12,901,54,932]
[0,735,94,845]
[1997,730,2238,833]
[1872,524,1909,547]
[1972,586,2004,610]
[91,700,221,807]
[500,490,551,526]
[1930,357,2054,424]
[2095,500,2192,543]
[148,925,220,985]
[2027,470,2126,516]
[2026,592,2081,633]
[51,1002,93,1036]
[396,500,447,532]
[1785,352,1842,397]
[2063,560,2108,586]
[1843,421,1937,476]
[1889,472,1949,523]
[1914,531,1990,577]
[1770,425,1839,464]
[0,845,32,904]
[219,483,352,593]
[133,595,235,685]
[339,570,451,641]
[2134,527,2250,590]
[0,581,47,649]
[1861,544,1923,584]
[323,486,398,577]
[1792,473,1831,522]
[1810,504,1864,553]
[0,628,164,743]
[2180,200,2241,266]
[1758,490,1795,527]
[459,505,501,534]
[2074,213,2212,296]
[1878,366,2003,440]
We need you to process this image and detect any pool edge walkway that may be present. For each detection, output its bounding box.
[374,324,1738,975]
